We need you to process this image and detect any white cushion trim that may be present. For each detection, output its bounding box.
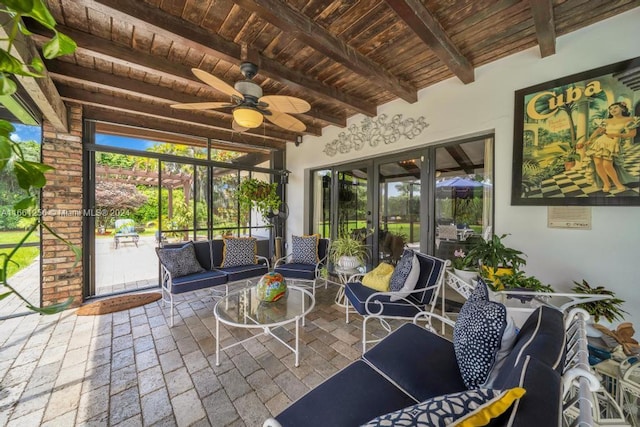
[507,355,531,426]
[513,308,566,371]
[361,357,421,404]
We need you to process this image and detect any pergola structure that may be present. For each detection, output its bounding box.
[96,165,193,218]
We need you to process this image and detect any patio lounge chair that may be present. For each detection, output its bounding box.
[114,219,139,249]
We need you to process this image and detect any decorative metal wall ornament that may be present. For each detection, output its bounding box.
[323,114,429,157]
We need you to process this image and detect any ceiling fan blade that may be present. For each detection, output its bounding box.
[259,95,311,113]
[191,68,243,99]
[170,102,234,110]
[232,120,249,133]
[265,111,307,132]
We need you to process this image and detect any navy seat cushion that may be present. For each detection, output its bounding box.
[489,356,561,427]
[345,282,424,318]
[219,263,268,282]
[192,241,213,270]
[170,270,228,294]
[363,323,466,401]
[274,360,416,427]
[274,263,316,281]
[506,306,566,374]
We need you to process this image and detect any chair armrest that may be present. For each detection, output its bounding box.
[263,418,282,427]
[273,254,292,268]
[256,255,270,270]
[413,311,456,335]
[361,283,440,316]
[346,273,365,282]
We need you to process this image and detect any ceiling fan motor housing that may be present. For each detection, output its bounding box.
[235,80,263,102]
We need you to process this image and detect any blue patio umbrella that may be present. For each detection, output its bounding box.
[436,177,489,219]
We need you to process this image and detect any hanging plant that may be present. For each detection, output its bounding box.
[236,178,281,218]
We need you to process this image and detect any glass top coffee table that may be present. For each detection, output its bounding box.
[214,285,315,367]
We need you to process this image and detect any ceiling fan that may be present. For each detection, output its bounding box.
[171,62,310,133]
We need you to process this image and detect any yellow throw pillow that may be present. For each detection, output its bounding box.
[361,263,395,292]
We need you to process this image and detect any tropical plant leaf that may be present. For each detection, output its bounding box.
[0,136,12,171]
[30,57,44,73]
[42,31,77,59]
[13,196,36,210]
[2,0,35,14]
[0,291,13,301]
[17,19,34,36]
[0,73,18,96]
[14,160,53,189]
[26,0,57,29]
[28,297,73,314]
[0,120,15,137]
[0,51,40,78]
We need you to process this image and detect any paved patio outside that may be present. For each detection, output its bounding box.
[0,280,402,426]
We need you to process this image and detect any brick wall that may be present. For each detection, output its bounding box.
[41,105,83,308]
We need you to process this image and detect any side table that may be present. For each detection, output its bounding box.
[332,266,364,307]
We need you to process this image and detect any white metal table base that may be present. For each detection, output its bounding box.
[215,315,303,367]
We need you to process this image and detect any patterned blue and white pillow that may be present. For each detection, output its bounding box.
[453,279,512,389]
[389,250,421,302]
[221,237,257,267]
[157,242,205,278]
[290,234,319,265]
[361,387,526,427]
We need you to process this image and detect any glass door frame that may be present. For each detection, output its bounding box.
[309,133,493,268]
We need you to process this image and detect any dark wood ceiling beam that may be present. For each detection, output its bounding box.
[29,26,338,128]
[0,21,68,131]
[44,59,322,136]
[57,85,296,145]
[87,0,374,118]
[384,0,474,84]
[445,145,475,174]
[85,107,285,151]
[230,0,417,103]
[529,0,556,57]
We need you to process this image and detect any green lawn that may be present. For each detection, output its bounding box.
[1,246,39,278]
[0,230,39,245]
[0,230,40,278]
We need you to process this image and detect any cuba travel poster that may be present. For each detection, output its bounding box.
[512,57,640,206]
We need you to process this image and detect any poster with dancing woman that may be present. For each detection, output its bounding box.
[512,56,640,206]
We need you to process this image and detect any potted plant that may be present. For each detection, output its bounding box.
[451,248,478,284]
[328,234,369,269]
[497,270,554,293]
[236,178,281,218]
[572,280,627,324]
[465,233,526,288]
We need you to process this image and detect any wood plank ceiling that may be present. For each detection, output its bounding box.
[28,0,640,152]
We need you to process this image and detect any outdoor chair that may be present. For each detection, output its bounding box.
[273,236,329,295]
[114,219,139,249]
[344,250,448,352]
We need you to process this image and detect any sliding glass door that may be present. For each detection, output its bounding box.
[309,134,494,269]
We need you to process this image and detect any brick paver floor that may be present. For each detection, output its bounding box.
[0,282,404,426]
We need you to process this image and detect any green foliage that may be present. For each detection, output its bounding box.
[328,235,369,265]
[496,270,554,293]
[572,280,627,323]
[236,178,281,219]
[466,233,526,271]
[0,0,77,314]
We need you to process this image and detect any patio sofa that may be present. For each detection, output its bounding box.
[157,239,270,326]
[265,286,571,427]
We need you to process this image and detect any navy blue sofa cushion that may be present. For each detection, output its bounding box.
[363,323,466,401]
[219,263,268,282]
[345,282,425,318]
[490,356,561,427]
[508,306,566,373]
[273,263,316,280]
[274,361,416,427]
[170,270,228,294]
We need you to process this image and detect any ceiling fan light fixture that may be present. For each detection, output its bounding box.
[233,107,263,128]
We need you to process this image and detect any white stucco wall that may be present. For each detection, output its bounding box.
[287,9,640,327]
